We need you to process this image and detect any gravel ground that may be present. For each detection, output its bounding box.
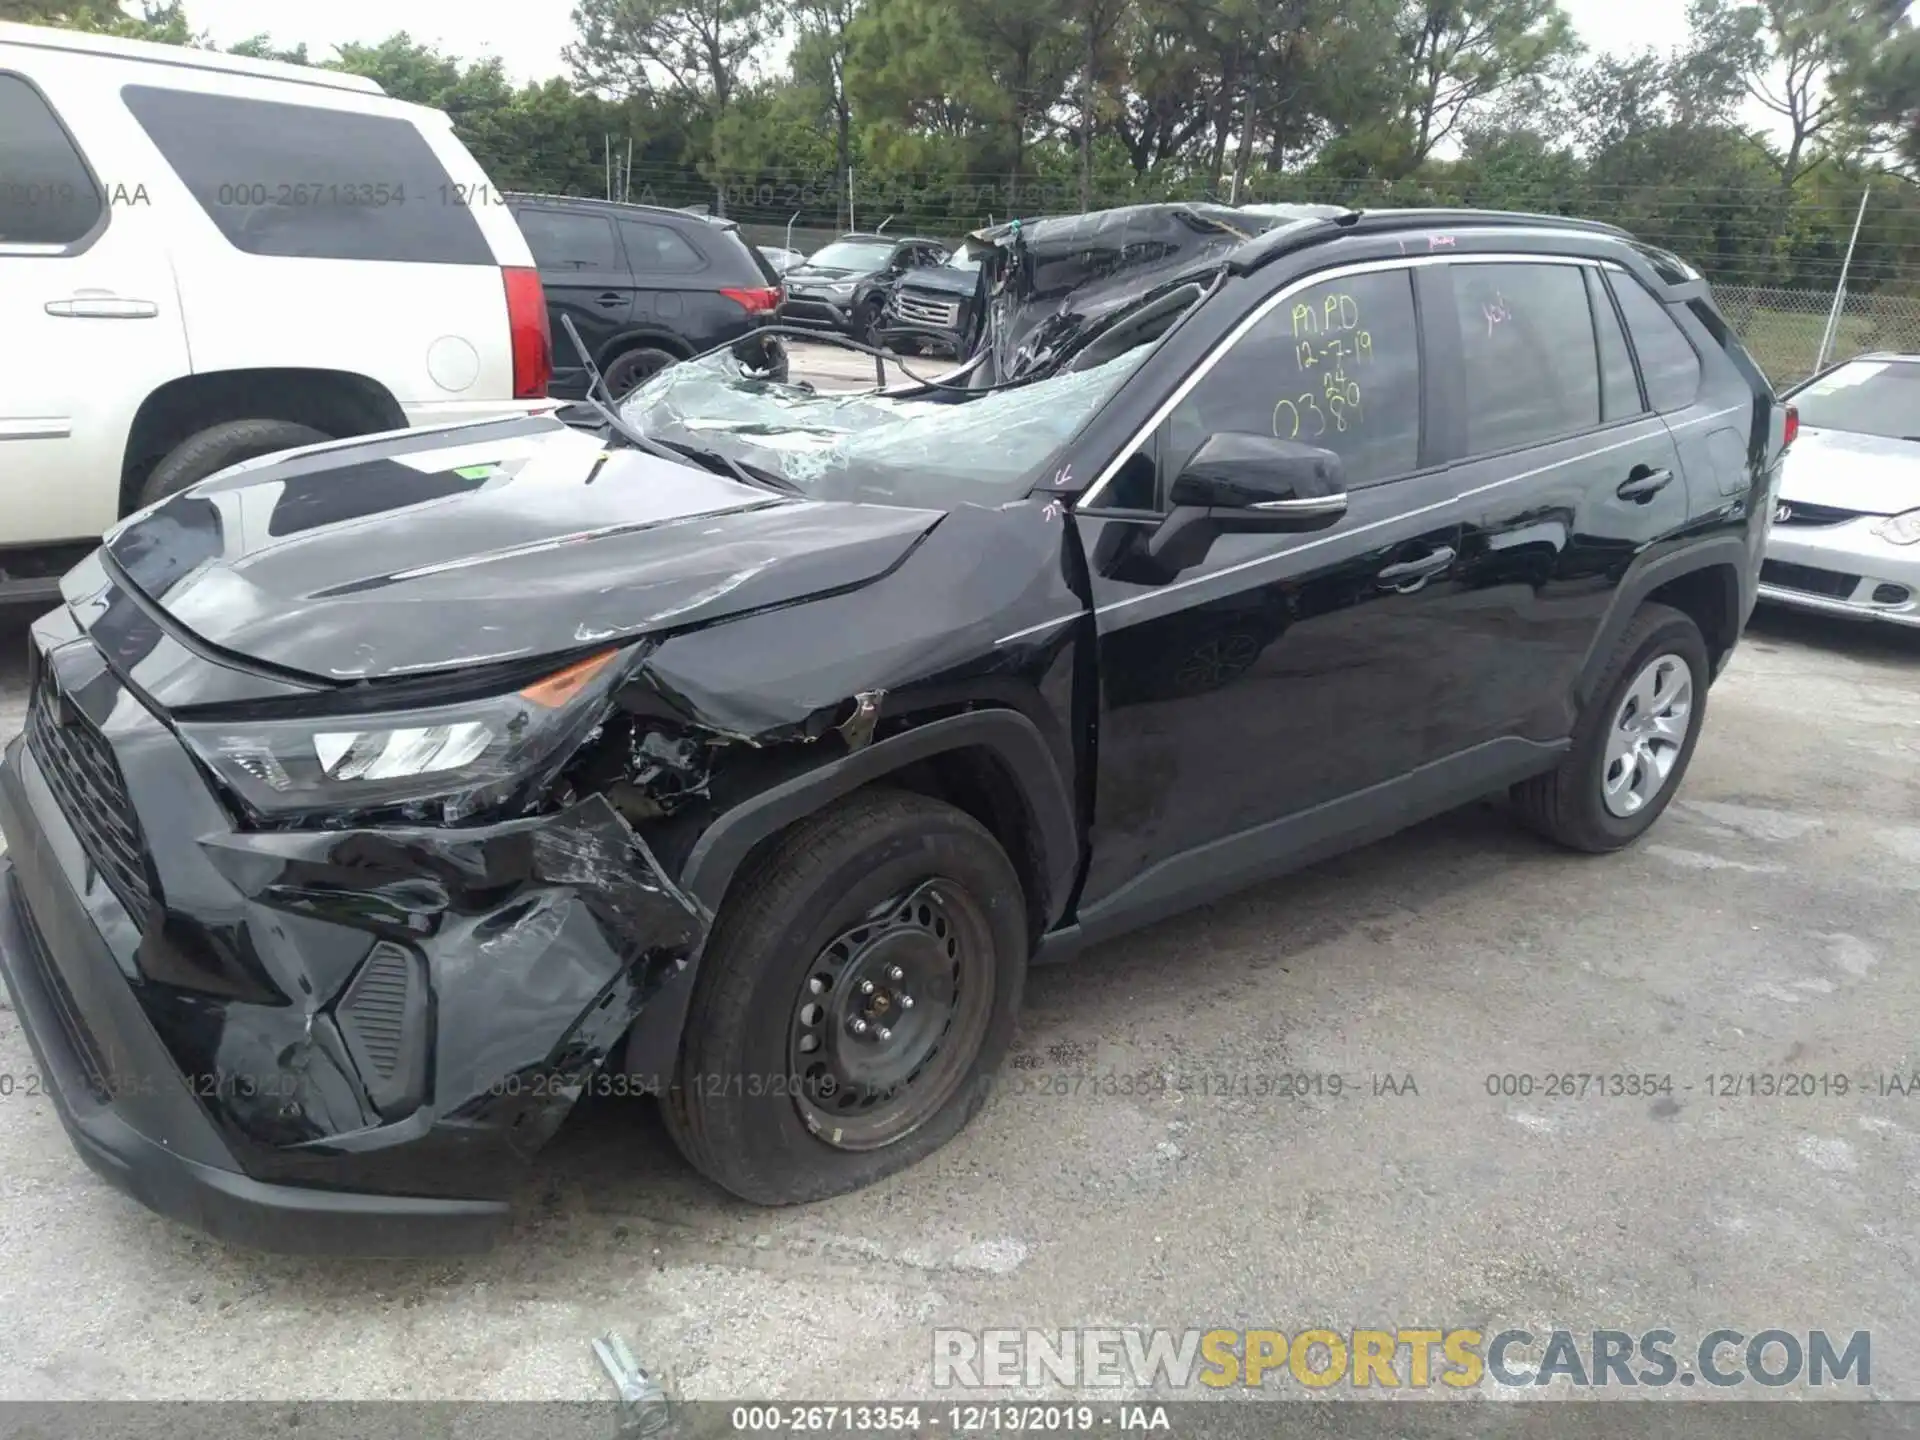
[0,392,1916,1402]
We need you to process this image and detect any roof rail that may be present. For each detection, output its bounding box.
[0,20,385,95]
[500,190,737,223]
[1341,206,1633,239]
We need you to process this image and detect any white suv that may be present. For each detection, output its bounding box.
[0,22,555,603]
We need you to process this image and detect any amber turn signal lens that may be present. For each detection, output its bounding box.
[519,649,618,709]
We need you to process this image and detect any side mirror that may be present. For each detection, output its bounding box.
[1147,432,1348,573]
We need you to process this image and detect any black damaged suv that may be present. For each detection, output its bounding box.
[0,204,1790,1254]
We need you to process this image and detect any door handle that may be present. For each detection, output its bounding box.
[1617,466,1674,502]
[1376,546,1456,591]
[45,295,158,319]
[596,292,626,307]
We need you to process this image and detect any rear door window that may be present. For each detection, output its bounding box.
[517,208,620,271]
[1452,262,1601,455]
[1608,273,1702,412]
[119,85,492,264]
[620,219,706,276]
[0,74,103,247]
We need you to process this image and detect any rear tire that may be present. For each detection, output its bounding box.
[1510,603,1708,852]
[661,789,1027,1205]
[137,419,330,510]
[603,346,677,398]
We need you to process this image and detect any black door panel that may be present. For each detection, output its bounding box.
[1445,415,1689,745]
[514,206,632,392]
[1079,469,1469,910]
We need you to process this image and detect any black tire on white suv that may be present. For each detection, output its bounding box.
[138,419,331,511]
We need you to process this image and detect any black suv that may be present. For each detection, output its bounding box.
[778,232,950,341]
[0,205,1788,1255]
[878,239,987,357]
[505,194,785,397]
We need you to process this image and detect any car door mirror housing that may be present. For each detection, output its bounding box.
[1145,432,1349,574]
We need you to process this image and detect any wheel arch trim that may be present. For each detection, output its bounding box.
[1575,538,1751,708]
[679,708,1079,930]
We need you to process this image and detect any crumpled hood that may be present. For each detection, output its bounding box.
[896,266,983,301]
[1780,427,1920,515]
[95,414,943,682]
[969,202,1270,381]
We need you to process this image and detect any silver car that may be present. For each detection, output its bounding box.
[1762,353,1920,629]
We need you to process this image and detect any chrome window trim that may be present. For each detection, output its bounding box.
[1089,402,1747,621]
[1075,249,1600,510]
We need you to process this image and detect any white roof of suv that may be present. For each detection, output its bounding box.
[0,20,385,94]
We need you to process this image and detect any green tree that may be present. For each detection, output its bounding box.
[227,34,312,63]
[1845,24,1920,175]
[1393,0,1578,172]
[789,0,861,224]
[1687,0,1911,184]
[568,0,772,207]
[7,0,198,41]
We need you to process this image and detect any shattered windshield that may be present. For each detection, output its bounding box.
[619,348,1149,507]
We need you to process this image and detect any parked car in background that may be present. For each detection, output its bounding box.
[504,193,785,398]
[0,203,1787,1253]
[759,245,806,275]
[878,239,986,358]
[778,232,950,342]
[1760,353,1919,628]
[0,20,554,605]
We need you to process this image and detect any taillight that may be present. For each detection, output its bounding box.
[720,285,781,315]
[1782,403,1799,451]
[502,266,552,399]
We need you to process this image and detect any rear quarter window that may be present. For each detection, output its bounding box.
[120,85,492,265]
[0,73,103,246]
[619,219,707,276]
[1608,272,1702,412]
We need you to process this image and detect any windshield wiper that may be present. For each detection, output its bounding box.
[657,437,805,496]
[559,314,803,496]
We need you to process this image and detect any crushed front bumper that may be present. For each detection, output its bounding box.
[1761,517,1920,628]
[0,852,508,1254]
[0,605,706,1255]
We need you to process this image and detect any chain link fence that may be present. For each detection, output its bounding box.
[1711,285,1920,387]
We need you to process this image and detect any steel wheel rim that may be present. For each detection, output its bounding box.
[1601,651,1693,818]
[788,877,995,1151]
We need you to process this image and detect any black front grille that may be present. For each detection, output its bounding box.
[1774,501,1864,527]
[24,667,154,919]
[1761,560,1861,599]
[9,885,112,1103]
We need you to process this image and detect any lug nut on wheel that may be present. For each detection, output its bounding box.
[850,1017,869,1036]
[899,994,914,1010]
[860,979,875,995]
[876,1027,892,1042]
[887,965,903,982]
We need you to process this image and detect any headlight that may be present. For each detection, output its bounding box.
[179,648,623,824]
[827,281,857,296]
[1872,508,1920,545]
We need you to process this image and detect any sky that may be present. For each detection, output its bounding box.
[180,0,1700,89]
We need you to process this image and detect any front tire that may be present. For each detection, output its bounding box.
[1510,602,1709,852]
[661,789,1027,1205]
